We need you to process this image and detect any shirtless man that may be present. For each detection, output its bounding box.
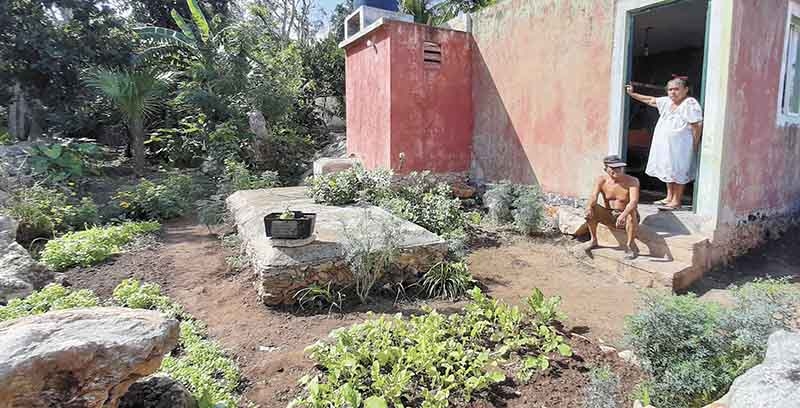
[584,155,641,259]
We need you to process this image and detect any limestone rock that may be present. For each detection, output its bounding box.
[617,350,640,367]
[557,206,588,236]
[0,215,52,304]
[247,110,268,140]
[727,330,800,408]
[0,307,179,408]
[119,375,197,408]
[312,157,360,177]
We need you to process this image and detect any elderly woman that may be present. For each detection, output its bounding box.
[625,77,703,210]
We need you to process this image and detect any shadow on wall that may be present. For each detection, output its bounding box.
[470,43,539,186]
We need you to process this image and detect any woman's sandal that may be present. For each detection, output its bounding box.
[653,199,669,205]
[657,204,682,211]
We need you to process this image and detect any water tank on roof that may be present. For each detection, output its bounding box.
[353,0,399,12]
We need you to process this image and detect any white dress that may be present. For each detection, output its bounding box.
[645,96,703,184]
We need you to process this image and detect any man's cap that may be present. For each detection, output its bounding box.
[603,155,627,168]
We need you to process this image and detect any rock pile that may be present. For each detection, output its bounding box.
[0,215,52,304]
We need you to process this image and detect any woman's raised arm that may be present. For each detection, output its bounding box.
[625,84,658,107]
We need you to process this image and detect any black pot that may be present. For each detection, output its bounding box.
[264,212,316,239]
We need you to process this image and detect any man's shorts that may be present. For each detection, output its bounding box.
[589,204,640,229]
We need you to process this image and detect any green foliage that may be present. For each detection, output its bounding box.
[399,0,436,25]
[112,279,185,318]
[582,366,620,408]
[114,279,242,407]
[146,114,209,167]
[512,185,544,235]
[485,183,545,235]
[40,221,161,271]
[196,159,280,228]
[341,210,402,304]
[0,131,12,145]
[3,186,100,241]
[219,159,280,194]
[294,282,346,313]
[28,141,101,182]
[382,173,466,237]
[292,287,572,406]
[306,164,393,206]
[0,284,99,322]
[624,280,800,408]
[113,174,196,221]
[0,0,133,137]
[421,261,475,300]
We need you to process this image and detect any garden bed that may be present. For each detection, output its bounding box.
[61,219,648,407]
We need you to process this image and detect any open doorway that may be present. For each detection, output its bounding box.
[624,0,708,208]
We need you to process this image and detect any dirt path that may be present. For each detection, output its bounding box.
[468,237,639,345]
[64,222,642,406]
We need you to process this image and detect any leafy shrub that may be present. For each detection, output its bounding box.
[382,181,465,237]
[421,261,475,300]
[0,284,99,322]
[28,141,101,182]
[624,280,800,408]
[146,114,208,167]
[341,210,402,303]
[40,221,161,270]
[484,183,515,224]
[292,287,572,406]
[3,186,100,241]
[582,366,620,408]
[306,164,393,205]
[113,174,196,221]
[485,183,545,235]
[196,160,280,229]
[512,185,545,235]
[219,159,280,195]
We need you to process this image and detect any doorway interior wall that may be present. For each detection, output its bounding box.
[607,0,733,229]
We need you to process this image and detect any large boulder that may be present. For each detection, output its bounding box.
[119,375,197,408]
[0,307,179,408]
[0,216,52,304]
[726,330,800,408]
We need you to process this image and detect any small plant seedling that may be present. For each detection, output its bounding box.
[279,209,295,220]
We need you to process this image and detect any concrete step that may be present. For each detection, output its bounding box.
[582,246,700,290]
[578,204,712,291]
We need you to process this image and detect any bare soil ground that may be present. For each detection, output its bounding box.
[61,220,666,407]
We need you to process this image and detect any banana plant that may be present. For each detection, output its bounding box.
[133,0,226,67]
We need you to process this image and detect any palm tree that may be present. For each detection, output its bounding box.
[85,69,166,175]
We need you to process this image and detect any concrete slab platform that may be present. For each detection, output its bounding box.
[227,187,447,305]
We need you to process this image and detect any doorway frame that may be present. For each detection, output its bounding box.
[607,0,733,225]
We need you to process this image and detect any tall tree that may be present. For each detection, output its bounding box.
[0,0,133,137]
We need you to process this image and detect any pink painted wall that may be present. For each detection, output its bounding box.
[389,22,473,173]
[344,21,473,174]
[720,0,800,223]
[470,0,614,197]
[345,27,392,170]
